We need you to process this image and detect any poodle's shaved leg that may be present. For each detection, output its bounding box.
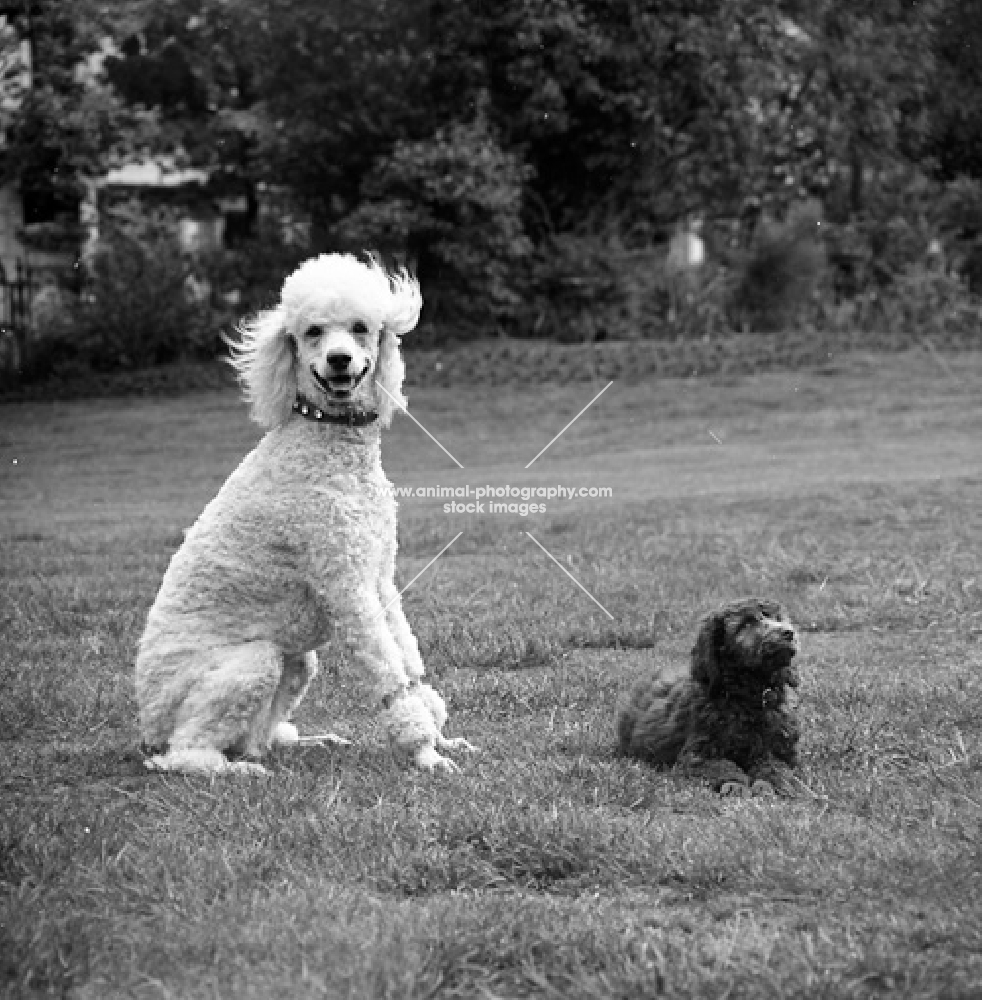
[436,735,478,754]
[291,732,353,746]
[268,651,335,746]
[265,651,351,746]
[147,641,283,774]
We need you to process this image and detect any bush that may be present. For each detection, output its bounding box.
[77,237,210,368]
[728,201,825,332]
[935,176,982,294]
[936,176,982,239]
[527,236,646,342]
[30,204,213,377]
[198,237,310,333]
[335,104,533,342]
[838,263,980,337]
[525,234,730,343]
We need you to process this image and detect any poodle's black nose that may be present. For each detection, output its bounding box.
[327,353,352,371]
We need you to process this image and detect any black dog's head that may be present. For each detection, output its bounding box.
[690,597,799,699]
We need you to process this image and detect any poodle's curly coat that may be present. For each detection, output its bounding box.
[136,253,474,775]
[616,597,801,795]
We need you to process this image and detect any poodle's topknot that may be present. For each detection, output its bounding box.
[226,253,422,429]
[279,254,422,336]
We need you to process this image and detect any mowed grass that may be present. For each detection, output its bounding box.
[1,347,981,998]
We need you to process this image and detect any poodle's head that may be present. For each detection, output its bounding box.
[690,597,799,698]
[227,253,422,430]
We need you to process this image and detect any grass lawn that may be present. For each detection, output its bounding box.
[1,346,981,998]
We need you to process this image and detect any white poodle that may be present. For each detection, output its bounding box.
[136,253,475,775]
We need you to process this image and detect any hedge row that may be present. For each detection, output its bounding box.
[2,326,978,404]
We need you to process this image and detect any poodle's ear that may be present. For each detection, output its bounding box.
[224,306,296,429]
[374,325,406,428]
[690,610,726,694]
[374,262,421,427]
[381,260,423,337]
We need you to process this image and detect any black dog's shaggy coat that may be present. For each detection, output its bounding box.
[617,597,801,795]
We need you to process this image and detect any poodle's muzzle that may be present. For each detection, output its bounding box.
[310,356,371,399]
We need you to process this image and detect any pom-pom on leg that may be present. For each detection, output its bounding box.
[381,684,476,771]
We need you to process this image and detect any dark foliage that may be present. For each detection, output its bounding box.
[27,209,213,379]
[0,0,980,373]
[729,202,826,332]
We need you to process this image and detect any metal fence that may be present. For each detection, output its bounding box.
[0,260,33,374]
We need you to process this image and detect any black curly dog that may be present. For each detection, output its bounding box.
[617,597,801,796]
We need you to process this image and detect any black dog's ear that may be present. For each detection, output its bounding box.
[691,611,726,694]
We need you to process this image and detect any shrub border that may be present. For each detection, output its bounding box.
[0,327,977,403]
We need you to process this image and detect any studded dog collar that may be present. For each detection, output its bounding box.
[293,395,379,427]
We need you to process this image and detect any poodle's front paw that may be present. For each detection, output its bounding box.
[414,745,460,773]
[719,780,750,797]
[750,779,777,797]
[437,735,479,754]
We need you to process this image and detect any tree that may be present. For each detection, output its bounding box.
[3,0,956,354]
[1,1,158,193]
[933,0,982,180]
[337,104,533,335]
[794,1,940,217]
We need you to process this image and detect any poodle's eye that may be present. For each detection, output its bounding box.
[351,320,368,335]
[304,325,323,340]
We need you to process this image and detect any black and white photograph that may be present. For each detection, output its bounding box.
[1,2,980,997]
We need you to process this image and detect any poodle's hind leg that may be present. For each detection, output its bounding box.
[268,652,352,748]
[145,641,283,776]
[269,651,316,746]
